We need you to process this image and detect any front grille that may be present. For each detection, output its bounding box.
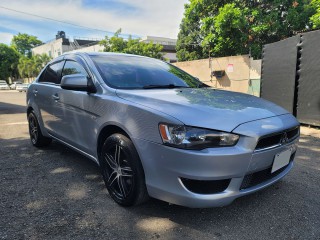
[255,126,299,151]
[286,127,299,139]
[255,133,283,149]
[181,178,231,194]
[240,152,295,190]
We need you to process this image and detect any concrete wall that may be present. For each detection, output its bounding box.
[173,55,261,96]
[248,58,261,96]
[163,52,177,62]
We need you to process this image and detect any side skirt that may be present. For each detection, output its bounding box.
[48,133,100,165]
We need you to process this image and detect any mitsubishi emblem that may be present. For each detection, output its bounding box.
[281,132,289,144]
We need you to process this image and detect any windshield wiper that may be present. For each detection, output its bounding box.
[143,84,189,89]
[197,82,210,88]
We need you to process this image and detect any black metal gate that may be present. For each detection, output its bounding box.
[261,30,320,126]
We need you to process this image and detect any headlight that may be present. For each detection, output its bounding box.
[159,123,239,150]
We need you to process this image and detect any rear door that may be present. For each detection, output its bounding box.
[35,60,65,134]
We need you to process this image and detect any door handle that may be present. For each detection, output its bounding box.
[52,94,60,101]
[33,89,38,94]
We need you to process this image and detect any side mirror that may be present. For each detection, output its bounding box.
[61,74,96,93]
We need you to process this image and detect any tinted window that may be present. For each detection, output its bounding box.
[62,61,88,77]
[90,55,201,89]
[39,61,64,84]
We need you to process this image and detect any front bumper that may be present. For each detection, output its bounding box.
[134,136,298,208]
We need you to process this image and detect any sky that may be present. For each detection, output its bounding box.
[0,0,188,45]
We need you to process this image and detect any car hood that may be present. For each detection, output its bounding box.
[116,88,289,132]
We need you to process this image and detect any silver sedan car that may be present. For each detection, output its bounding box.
[26,52,300,208]
[16,83,29,92]
[0,80,10,90]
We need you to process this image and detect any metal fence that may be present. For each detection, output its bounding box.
[261,30,320,127]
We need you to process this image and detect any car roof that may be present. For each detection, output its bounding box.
[62,51,149,59]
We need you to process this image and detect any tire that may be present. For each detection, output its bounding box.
[28,111,52,147]
[99,133,149,206]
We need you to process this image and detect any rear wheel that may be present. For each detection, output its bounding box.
[99,133,149,206]
[28,111,52,147]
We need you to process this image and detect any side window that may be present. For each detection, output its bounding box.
[38,61,65,84]
[62,61,88,77]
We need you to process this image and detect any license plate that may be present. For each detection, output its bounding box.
[271,148,292,173]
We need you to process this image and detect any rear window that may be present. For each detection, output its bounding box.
[90,55,200,89]
[39,61,65,84]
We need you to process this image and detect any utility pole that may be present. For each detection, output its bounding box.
[209,49,212,81]
[249,46,251,84]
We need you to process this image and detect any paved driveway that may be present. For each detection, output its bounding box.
[0,91,319,240]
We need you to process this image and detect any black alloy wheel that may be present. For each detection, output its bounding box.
[100,133,148,206]
[27,111,52,147]
[28,113,38,145]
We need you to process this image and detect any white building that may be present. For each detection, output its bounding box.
[32,31,100,58]
[140,36,177,62]
[32,32,177,62]
[69,44,104,53]
[32,37,71,58]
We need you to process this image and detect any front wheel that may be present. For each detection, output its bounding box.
[99,133,149,206]
[28,111,52,147]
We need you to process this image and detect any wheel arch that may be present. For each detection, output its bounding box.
[27,106,33,116]
[97,124,131,159]
[26,105,50,138]
[98,123,149,205]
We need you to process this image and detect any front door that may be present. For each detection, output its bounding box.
[53,59,99,156]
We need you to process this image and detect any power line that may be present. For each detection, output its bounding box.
[0,5,140,38]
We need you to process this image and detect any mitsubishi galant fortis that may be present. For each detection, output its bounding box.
[26,52,300,208]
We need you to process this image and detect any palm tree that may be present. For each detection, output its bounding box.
[17,54,52,82]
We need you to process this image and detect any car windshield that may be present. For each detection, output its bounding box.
[90,55,205,89]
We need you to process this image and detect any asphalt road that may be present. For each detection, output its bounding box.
[0,91,319,240]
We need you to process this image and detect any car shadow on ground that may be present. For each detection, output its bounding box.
[0,101,27,114]
[1,135,319,239]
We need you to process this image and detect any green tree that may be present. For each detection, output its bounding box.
[0,44,20,81]
[176,1,205,61]
[18,57,32,79]
[176,0,236,61]
[177,0,318,60]
[310,0,320,28]
[32,54,51,75]
[100,29,163,59]
[11,33,42,58]
[18,54,51,79]
[202,3,248,57]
